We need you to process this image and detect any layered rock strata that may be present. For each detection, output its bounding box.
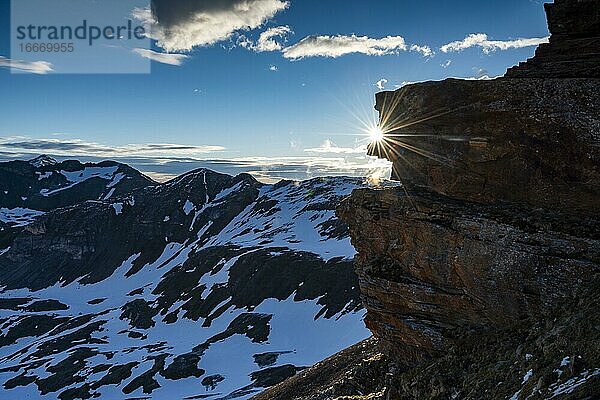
[506,0,600,78]
[342,0,600,364]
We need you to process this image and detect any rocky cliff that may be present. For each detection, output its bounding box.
[257,1,600,399]
[506,0,600,78]
[338,186,599,364]
[347,0,599,366]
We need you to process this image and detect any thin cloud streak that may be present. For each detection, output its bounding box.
[132,49,189,66]
[0,137,225,157]
[282,34,407,59]
[440,33,549,53]
[0,56,53,74]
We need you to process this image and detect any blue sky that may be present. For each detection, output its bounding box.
[0,0,551,181]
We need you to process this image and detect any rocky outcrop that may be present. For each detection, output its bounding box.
[506,0,600,78]
[338,186,599,363]
[370,77,599,218]
[351,0,600,366]
[337,0,600,375]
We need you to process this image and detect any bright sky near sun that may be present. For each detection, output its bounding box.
[0,0,551,182]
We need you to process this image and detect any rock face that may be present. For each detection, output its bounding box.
[370,78,599,218]
[349,0,600,363]
[369,0,599,219]
[337,0,600,389]
[338,186,599,363]
[506,0,600,78]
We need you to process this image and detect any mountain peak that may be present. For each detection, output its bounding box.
[28,155,58,168]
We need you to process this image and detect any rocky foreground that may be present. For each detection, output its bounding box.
[256,1,600,399]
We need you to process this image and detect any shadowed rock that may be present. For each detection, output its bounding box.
[347,0,600,366]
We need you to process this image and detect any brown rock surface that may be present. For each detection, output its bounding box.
[371,78,599,217]
[338,186,600,363]
[350,0,600,367]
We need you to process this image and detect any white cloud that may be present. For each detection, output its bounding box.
[257,25,293,51]
[440,33,549,53]
[269,64,278,71]
[0,56,53,74]
[241,25,293,52]
[472,67,489,78]
[465,74,498,81]
[133,0,289,52]
[410,44,434,57]
[282,34,407,59]
[132,49,189,66]
[465,68,500,80]
[442,59,452,68]
[376,78,388,90]
[304,139,366,154]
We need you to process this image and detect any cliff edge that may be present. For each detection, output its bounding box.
[255,1,600,399]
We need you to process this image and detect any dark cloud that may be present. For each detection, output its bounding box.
[0,138,224,155]
[134,0,289,51]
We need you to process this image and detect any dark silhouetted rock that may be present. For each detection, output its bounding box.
[506,0,600,78]
[352,0,600,368]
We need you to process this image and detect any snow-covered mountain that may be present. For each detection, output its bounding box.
[0,156,154,213]
[0,163,378,400]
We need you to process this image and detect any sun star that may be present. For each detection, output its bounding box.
[368,126,384,142]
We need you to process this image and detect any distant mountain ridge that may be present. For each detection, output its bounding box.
[0,155,155,213]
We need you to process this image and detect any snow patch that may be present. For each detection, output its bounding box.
[107,172,125,188]
[102,188,116,200]
[183,200,195,215]
[549,369,600,398]
[36,171,53,180]
[40,166,119,197]
[29,155,57,168]
[522,369,533,384]
[112,203,123,215]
